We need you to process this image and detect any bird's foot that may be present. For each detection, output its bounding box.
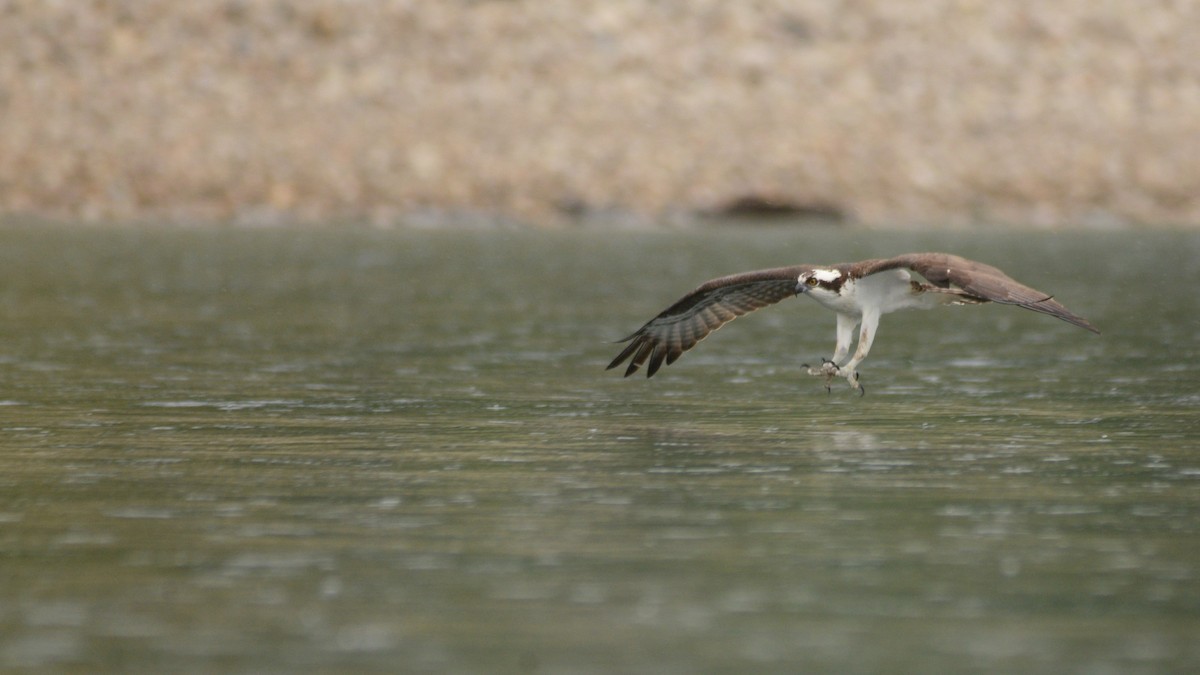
[802,358,842,393]
[845,370,865,397]
[801,359,865,396]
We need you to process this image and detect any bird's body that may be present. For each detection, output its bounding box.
[807,267,938,315]
[607,252,1098,393]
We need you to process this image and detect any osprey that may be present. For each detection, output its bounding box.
[607,252,1099,394]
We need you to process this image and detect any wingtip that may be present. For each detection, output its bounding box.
[1064,316,1100,334]
[1067,314,1100,334]
[1030,297,1100,335]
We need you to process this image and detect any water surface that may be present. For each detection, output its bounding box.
[1,225,1198,673]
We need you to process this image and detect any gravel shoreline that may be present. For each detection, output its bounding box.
[2,1,1198,227]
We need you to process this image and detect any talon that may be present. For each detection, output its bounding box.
[847,372,865,397]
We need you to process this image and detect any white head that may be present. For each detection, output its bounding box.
[797,268,843,295]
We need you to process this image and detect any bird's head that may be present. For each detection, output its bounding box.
[796,268,844,297]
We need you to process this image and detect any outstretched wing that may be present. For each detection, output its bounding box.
[608,266,811,377]
[855,253,1100,333]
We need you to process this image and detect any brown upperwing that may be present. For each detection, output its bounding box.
[850,253,1099,333]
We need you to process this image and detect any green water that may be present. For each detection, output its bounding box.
[1,224,1198,673]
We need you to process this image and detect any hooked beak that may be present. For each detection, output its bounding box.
[795,281,807,296]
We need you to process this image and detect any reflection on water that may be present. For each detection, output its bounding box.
[1,225,1198,673]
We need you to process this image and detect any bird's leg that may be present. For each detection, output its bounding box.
[837,311,879,396]
[830,313,857,367]
[802,313,862,393]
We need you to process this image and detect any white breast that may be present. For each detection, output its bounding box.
[807,269,938,316]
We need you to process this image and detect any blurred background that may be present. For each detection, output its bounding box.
[2,0,1199,229]
[4,4,1200,673]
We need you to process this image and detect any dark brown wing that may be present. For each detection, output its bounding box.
[854,253,1100,333]
[608,266,811,377]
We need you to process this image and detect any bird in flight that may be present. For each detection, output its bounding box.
[607,252,1098,394]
